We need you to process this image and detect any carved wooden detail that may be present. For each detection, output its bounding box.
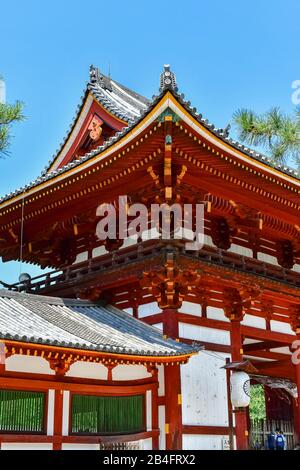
[223,285,260,322]
[78,286,102,301]
[106,364,116,381]
[223,287,244,322]
[210,217,231,250]
[47,358,75,376]
[289,304,300,334]
[276,239,295,269]
[261,300,274,322]
[231,202,263,230]
[146,364,158,379]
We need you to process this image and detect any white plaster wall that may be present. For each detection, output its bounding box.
[122,236,138,247]
[207,306,229,322]
[1,443,53,450]
[139,302,162,318]
[47,389,55,436]
[257,252,280,266]
[183,434,230,450]
[142,228,160,241]
[157,365,165,397]
[179,323,230,345]
[178,301,201,316]
[123,307,133,315]
[293,264,300,273]
[73,251,88,264]
[140,438,152,450]
[62,391,70,436]
[66,362,108,380]
[204,234,215,247]
[181,353,229,427]
[243,338,260,344]
[153,323,163,330]
[146,390,152,431]
[270,347,291,355]
[5,355,54,374]
[243,355,273,363]
[112,364,151,381]
[92,246,107,257]
[158,405,166,450]
[242,314,266,329]
[270,320,295,335]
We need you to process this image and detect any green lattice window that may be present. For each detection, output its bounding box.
[71,394,145,435]
[0,389,45,433]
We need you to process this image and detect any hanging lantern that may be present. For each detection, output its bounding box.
[230,371,251,408]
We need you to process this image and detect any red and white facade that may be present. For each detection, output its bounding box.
[0,65,300,450]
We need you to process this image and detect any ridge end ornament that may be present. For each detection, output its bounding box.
[159,65,178,92]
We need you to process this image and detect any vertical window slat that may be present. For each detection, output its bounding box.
[71,394,145,435]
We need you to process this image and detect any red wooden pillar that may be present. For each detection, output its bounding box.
[152,369,159,450]
[164,363,182,450]
[230,320,249,450]
[162,307,182,450]
[53,389,63,450]
[162,308,179,339]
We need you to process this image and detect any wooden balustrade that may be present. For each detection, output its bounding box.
[8,240,300,294]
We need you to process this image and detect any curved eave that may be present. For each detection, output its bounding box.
[2,338,198,364]
[168,92,300,187]
[1,90,300,213]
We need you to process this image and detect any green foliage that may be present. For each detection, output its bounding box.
[0,95,24,156]
[249,384,266,420]
[233,107,300,168]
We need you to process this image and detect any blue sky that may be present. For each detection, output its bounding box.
[1,0,299,283]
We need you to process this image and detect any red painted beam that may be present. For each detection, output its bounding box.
[0,430,158,444]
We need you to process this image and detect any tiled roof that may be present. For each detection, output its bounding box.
[0,289,199,357]
[0,65,299,206]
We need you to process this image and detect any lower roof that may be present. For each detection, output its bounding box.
[0,289,198,358]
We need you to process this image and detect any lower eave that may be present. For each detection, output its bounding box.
[2,339,196,366]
